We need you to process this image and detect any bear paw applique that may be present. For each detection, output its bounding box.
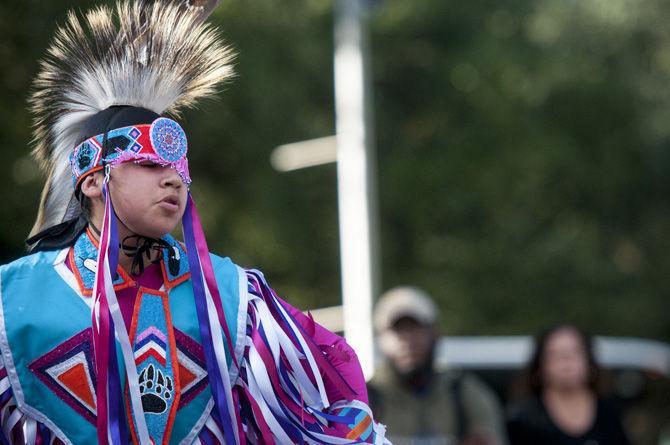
[138,363,173,414]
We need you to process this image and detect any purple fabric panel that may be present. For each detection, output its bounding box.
[278,298,369,405]
[116,263,163,327]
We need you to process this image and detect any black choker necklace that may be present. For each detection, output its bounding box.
[88,225,180,276]
[121,235,162,276]
[121,235,179,277]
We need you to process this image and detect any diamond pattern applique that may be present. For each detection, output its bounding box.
[28,327,208,429]
[29,329,97,424]
[173,328,208,409]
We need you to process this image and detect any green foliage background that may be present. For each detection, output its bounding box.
[1,0,668,340]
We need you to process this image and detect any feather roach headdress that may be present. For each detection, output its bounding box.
[28,0,232,246]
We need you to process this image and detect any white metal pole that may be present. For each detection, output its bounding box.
[333,0,379,380]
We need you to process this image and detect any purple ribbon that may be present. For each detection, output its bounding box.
[105,198,128,444]
[183,195,238,445]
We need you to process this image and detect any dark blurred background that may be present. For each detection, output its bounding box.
[1,0,669,342]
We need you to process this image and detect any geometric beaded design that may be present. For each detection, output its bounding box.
[127,290,180,445]
[150,118,187,163]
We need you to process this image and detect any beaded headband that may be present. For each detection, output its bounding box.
[70,117,191,187]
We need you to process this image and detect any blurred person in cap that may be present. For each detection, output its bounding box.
[368,286,508,445]
[0,1,389,444]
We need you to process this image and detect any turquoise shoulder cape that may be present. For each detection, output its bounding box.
[0,234,247,445]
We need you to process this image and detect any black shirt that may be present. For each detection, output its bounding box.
[507,396,630,445]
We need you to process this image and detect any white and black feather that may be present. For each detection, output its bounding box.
[29,0,234,236]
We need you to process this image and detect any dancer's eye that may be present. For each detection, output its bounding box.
[138,161,159,168]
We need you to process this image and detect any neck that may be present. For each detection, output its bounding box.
[88,222,162,274]
[119,234,163,274]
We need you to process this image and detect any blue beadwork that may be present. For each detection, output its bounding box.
[73,234,127,290]
[129,127,141,139]
[161,235,189,281]
[150,118,188,162]
[131,293,177,443]
[70,141,101,182]
[103,127,143,161]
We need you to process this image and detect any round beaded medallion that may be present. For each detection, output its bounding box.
[149,117,188,162]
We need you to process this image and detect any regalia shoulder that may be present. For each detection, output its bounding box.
[1,249,63,276]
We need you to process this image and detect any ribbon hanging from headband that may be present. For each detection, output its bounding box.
[91,176,152,444]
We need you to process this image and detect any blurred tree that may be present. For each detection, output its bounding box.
[0,0,668,340]
[372,0,670,339]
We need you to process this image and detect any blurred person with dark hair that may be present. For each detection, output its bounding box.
[368,286,508,445]
[507,324,630,445]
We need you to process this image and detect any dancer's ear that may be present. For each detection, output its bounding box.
[80,172,104,200]
[79,172,106,228]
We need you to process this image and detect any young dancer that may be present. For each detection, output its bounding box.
[0,2,388,443]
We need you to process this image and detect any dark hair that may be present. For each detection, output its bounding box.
[525,324,601,396]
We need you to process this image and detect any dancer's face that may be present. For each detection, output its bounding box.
[109,161,188,238]
[82,161,188,239]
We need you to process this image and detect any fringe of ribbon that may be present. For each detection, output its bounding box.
[183,194,389,444]
[234,270,389,445]
[0,360,65,444]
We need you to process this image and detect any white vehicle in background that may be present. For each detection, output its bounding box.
[311,306,670,445]
[437,336,670,445]
[435,336,670,377]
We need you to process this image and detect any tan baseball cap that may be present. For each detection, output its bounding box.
[373,286,438,332]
